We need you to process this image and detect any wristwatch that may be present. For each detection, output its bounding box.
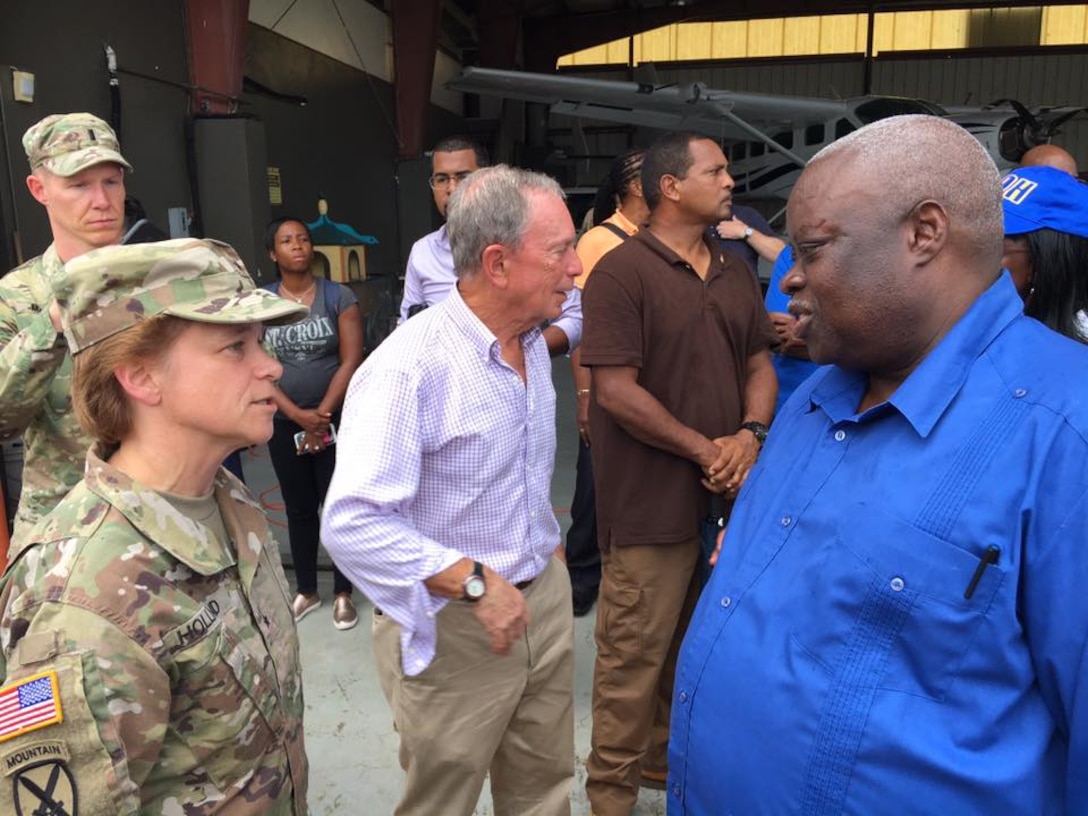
[740,420,769,445]
[462,561,486,602]
[742,226,755,240]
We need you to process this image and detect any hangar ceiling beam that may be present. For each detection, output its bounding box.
[184,0,249,114]
[393,0,444,158]
[477,0,523,69]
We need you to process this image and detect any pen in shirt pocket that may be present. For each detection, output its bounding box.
[963,544,1000,600]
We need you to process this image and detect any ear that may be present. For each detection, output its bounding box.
[479,243,510,289]
[113,360,164,408]
[25,173,47,206]
[906,200,947,265]
[659,174,681,203]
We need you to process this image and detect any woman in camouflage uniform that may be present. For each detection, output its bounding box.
[0,238,310,815]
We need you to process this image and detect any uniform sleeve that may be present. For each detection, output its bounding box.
[581,264,644,368]
[0,603,169,815]
[0,283,68,442]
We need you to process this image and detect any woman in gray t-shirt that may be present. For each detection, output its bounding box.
[263,217,366,630]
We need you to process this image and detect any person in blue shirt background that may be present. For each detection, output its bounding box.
[669,114,1088,814]
[764,244,820,415]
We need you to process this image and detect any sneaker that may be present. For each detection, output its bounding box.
[292,593,322,622]
[333,594,358,631]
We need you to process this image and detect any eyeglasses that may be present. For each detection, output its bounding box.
[428,170,474,190]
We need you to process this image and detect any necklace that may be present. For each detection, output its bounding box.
[280,279,316,303]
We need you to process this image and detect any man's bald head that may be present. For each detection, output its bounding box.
[1020,144,1078,176]
[808,114,1003,271]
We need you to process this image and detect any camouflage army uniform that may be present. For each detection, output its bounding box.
[0,245,90,547]
[0,448,308,814]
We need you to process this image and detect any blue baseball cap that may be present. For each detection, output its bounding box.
[1001,165,1088,238]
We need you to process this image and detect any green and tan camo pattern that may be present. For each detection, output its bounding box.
[22,112,132,177]
[58,239,308,353]
[0,449,309,814]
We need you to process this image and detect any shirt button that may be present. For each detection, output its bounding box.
[890,576,905,592]
[780,515,792,527]
[672,783,681,797]
[834,429,847,442]
[720,596,732,608]
[1013,388,1027,398]
[678,691,688,703]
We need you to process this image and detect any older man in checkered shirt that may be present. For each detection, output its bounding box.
[322,165,581,816]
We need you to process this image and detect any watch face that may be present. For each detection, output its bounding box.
[465,576,486,600]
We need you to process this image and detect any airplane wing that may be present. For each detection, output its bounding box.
[448,66,852,141]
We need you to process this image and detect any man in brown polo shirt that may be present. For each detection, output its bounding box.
[580,131,777,816]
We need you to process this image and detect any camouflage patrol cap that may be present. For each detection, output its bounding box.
[23,112,133,177]
[58,238,308,354]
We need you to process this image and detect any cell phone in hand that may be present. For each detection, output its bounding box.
[294,423,337,453]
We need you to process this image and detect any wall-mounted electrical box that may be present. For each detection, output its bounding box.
[167,207,190,238]
[12,71,34,103]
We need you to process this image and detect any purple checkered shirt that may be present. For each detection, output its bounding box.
[322,286,561,675]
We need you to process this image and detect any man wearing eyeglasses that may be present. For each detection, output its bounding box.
[400,136,582,355]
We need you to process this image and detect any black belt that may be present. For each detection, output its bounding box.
[515,578,534,591]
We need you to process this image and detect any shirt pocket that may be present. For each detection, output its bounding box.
[791,503,1004,702]
[168,619,282,791]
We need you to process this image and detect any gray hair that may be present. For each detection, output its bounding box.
[446,165,565,278]
[811,114,1003,260]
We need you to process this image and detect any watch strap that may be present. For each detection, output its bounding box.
[740,420,769,445]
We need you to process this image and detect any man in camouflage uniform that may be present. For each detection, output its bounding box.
[0,239,309,814]
[0,113,131,547]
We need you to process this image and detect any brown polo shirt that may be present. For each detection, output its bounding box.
[581,228,775,547]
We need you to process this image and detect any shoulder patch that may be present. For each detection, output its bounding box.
[0,672,63,743]
[2,741,70,776]
[12,760,77,816]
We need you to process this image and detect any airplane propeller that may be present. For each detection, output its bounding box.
[989,98,1086,157]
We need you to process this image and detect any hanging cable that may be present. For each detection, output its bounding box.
[330,0,404,151]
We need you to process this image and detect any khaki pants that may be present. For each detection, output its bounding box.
[585,538,702,816]
[373,557,575,816]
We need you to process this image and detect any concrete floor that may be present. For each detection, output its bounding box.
[245,355,666,815]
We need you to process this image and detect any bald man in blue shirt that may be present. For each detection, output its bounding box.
[669,114,1088,814]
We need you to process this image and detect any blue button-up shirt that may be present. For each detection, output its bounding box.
[322,287,561,675]
[669,273,1088,814]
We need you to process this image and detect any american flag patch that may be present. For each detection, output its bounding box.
[0,671,63,743]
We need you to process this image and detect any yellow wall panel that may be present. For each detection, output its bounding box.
[607,39,630,63]
[677,23,714,60]
[635,26,677,63]
[929,9,970,49]
[783,17,820,56]
[816,14,862,54]
[557,6,1088,66]
[1042,5,1088,44]
[748,18,785,57]
[711,21,749,59]
[891,10,935,50]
